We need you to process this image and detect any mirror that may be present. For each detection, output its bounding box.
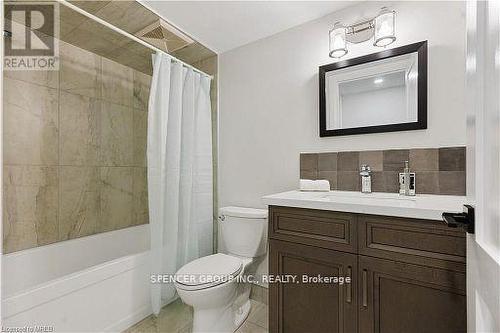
[319,41,427,136]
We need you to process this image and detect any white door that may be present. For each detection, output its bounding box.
[465,1,500,332]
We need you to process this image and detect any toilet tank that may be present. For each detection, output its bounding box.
[218,206,268,258]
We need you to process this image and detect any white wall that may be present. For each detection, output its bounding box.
[219,1,466,280]
[219,1,466,209]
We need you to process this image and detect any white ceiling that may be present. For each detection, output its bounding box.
[142,1,354,54]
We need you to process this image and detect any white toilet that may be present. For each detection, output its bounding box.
[174,206,268,333]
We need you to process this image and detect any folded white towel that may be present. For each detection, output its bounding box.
[299,179,330,192]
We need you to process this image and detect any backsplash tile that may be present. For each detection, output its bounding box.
[300,147,466,196]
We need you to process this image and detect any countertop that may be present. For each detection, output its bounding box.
[262,190,467,221]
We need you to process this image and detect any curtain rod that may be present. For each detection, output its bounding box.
[56,0,214,79]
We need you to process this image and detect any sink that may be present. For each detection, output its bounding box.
[320,191,417,202]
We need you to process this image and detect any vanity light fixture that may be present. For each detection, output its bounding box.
[328,7,396,59]
[329,22,348,58]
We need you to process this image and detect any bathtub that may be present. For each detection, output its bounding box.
[2,224,152,332]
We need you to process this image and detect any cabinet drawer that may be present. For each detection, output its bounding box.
[269,206,357,254]
[359,215,466,271]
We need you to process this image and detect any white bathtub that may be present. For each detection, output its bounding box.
[2,225,152,332]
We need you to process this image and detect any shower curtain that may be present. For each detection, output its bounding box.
[147,53,213,315]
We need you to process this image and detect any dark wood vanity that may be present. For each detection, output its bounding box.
[268,206,466,333]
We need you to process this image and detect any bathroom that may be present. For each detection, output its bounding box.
[1,1,499,333]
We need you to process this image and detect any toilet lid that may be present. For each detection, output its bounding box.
[175,253,243,290]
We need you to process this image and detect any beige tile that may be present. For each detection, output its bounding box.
[100,101,133,166]
[318,153,337,171]
[416,171,439,194]
[133,70,152,110]
[3,78,59,165]
[101,57,134,106]
[248,301,268,330]
[3,166,58,253]
[337,171,360,191]
[3,67,58,89]
[383,149,409,171]
[359,151,383,171]
[317,171,337,190]
[98,167,133,232]
[59,166,98,240]
[439,171,466,196]
[410,148,439,171]
[439,147,466,171]
[133,167,149,226]
[60,41,102,98]
[300,153,318,171]
[337,152,360,171]
[236,321,268,333]
[60,92,99,165]
[133,109,148,167]
[157,299,193,333]
[93,1,158,36]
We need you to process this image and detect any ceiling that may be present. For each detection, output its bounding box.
[142,1,354,54]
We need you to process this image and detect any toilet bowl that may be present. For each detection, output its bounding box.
[174,207,267,333]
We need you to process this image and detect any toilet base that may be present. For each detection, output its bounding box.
[192,299,251,333]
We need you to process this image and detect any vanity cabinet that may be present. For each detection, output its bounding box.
[268,206,466,333]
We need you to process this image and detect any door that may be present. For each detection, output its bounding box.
[269,239,357,333]
[465,1,500,332]
[358,255,466,333]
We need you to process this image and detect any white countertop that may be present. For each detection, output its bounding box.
[262,190,467,221]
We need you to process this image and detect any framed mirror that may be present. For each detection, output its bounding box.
[319,41,427,136]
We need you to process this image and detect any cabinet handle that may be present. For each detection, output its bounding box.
[362,269,368,308]
[346,266,352,303]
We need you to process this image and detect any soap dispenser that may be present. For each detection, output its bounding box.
[360,164,372,193]
[399,161,416,196]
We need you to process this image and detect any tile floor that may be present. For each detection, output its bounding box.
[124,299,268,333]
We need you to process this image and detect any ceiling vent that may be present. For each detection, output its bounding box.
[135,19,194,53]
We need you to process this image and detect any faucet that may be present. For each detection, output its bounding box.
[359,164,372,193]
[399,161,416,196]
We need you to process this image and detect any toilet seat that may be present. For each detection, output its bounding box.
[175,253,243,291]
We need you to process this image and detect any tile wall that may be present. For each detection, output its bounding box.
[3,40,151,253]
[300,147,466,195]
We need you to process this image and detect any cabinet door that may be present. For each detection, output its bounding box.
[269,239,357,333]
[358,255,466,333]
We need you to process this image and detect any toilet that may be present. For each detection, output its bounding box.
[174,206,268,333]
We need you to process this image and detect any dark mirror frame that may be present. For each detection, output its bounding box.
[319,40,428,137]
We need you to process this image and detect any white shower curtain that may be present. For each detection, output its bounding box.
[147,53,213,315]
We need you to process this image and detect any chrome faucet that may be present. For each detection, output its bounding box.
[360,164,372,193]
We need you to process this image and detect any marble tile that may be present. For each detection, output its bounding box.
[439,147,466,171]
[60,92,99,166]
[410,148,439,171]
[157,299,193,333]
[416,171,440,194]
[3,78,59,165]
[98,167,133,232]
[383,149,410,171]
[248,300,268,330]
[3,166,58,253]
[439,171,466,195]
[337,171,360,191]
[318,153,337,171]
[317,171,337,190]
[60,41,101,98]
[359,151,383,171]
[300,153,318,171]
[99,101,134,166]
[236,321,268,333]
[3,68,58,89]
[59,166,98,240]
[101,57,134,106]
[133,167,149,226]
[133,70,152,110]
[337,152,359,171]
[133,109,148,167]
[93,1,158,36]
